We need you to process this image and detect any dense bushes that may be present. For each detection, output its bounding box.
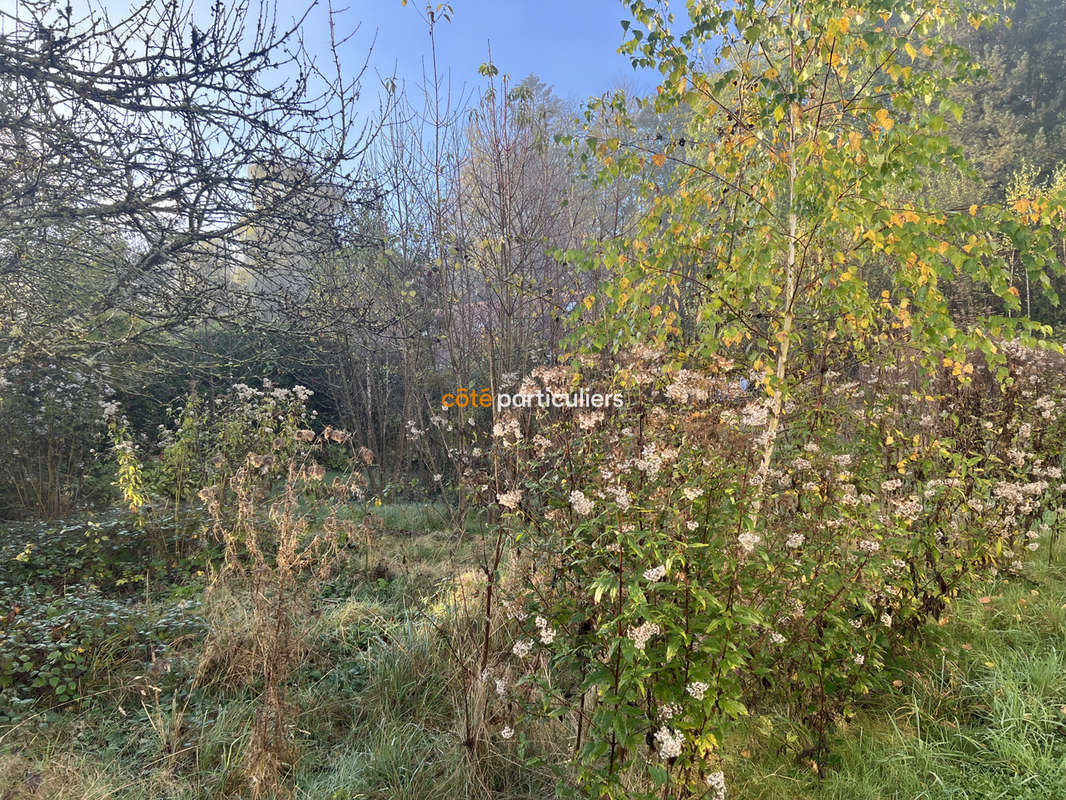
[0,512,209,722]
[0,363,115,518]
[482,342,1065,798]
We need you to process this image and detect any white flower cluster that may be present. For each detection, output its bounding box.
[737,531,761,555]
[578,410,605,430]
[570,490,594,516]
[664,369,716,403]
[404,418,426,441]
[534,615,556,644]
[634,443,665,477]
[492,416,522,441]
[785,533,804,549]
[99,400,121,421]
[608,484,631,510]
[654,725,684,759]
[497,488,523,510]
[511,640,533,658]
[643,565,666,582]
[993,480,1049,514]
[706,770,727,800]
[895,495,922,521]
[685,681,709,700]
[1036,394,1057,420]
[682,486,705,501]
[232,382,258,401]
[627,621,660,651]
[658,702,681,720]
[740,401,770,427]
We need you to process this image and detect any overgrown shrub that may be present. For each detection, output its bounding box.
[0,363,115,518]
[0,512,207,592]
[145,382,326,512]
[483,343,1064,798]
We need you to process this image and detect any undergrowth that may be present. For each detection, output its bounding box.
[1,504,1063,799]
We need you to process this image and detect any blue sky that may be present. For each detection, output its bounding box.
[338,0,660,109]
[0,0,661,113]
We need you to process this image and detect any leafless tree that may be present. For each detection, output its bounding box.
[0,0,379,372]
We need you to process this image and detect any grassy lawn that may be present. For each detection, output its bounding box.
[2,504,1065,799]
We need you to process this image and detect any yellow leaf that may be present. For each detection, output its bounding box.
[583,294,596,310]
[652,153,667,168]
[904,42,917,62]
[969,204,978,216]
[874,108,894,130]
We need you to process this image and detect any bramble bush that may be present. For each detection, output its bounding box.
[0,512,206,592]
[0,574,204,724]
[482,341,1065,798]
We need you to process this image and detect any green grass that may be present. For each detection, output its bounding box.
[720,552,1066,799]
[2,508,1065,799]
